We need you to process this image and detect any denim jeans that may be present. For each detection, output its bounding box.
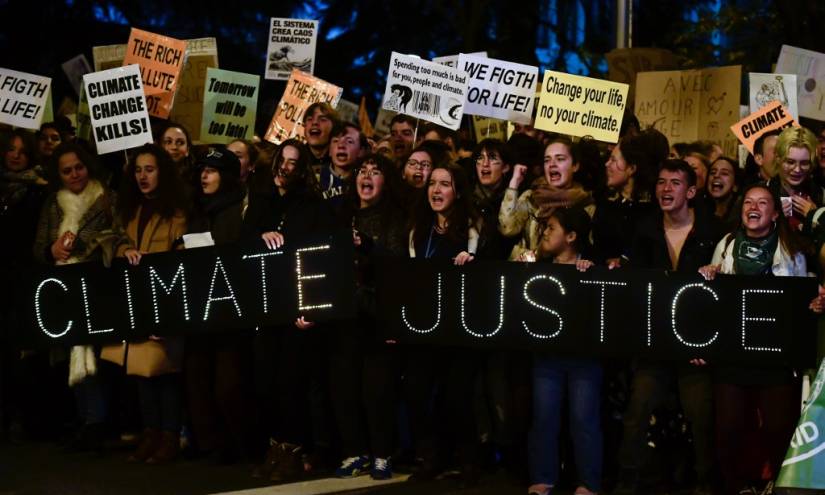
[528,357,603,491]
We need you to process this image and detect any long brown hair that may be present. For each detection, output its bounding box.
[410,162,480,247]
[117,143,187,225]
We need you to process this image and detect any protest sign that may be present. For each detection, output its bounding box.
[123,28,187,119]
[335,98,359,124]
[749,73,798,121]
[605,47,676,105]
[457,54,538,124]
[433,51,488,69]
[61,54,92,96]
[76,85,92,141]
[357,96,375,138]
[266,18,318,80]
[264,69,342,144]
[731,101,797,154]
[0,68,51,130]
[201,68,259,144]
[376,258,818,367]
[373,107,396,137]
[43,89,53,124]
[83,64,152,154]
[776,45,825,122]
[92,44,126,71]
[170,38,218,143]
[14,234,356,348]
[534,70,628,143]
[472,115,508,142]
[382,52,469,131]
[635,66,742,156]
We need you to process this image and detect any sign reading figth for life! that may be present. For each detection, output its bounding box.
[123,28,187,119]
[535,71,628,143]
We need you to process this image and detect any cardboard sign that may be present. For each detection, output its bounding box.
[731,101,797,154]
[373,107,396,137]
[433,51,488,69]
[472,115,508,142]
[750,73,798,121]
[170,38,219,143]
[376,259,818,367]
[605,47,677,105]
[457,54,538,124]
[92,44,126,71]
[61,54,92,96]
[76,85,92,141]
[382,52,469,131]
[123,28,187,119]
[776,45,825,122]
[335,98,359,124]
[635,66,742,156]
[264,69,342,144]
[83,64,152,154]
[535,70,628,143]
[265,18,318,81]
[201,68,259,144]
[0,68,51,130]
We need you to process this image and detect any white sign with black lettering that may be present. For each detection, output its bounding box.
[265,18,318,81]
[457,54,538,124]
[83,64,152,154]
[382,52,468,131]
[433,51,488,69]
[0,68,51,130]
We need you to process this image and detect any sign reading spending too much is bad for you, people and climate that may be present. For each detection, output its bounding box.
[123,28,187,119]
[201,68,259,144]
[266,18,318,81]
[382,52,469,131]
[534,70,629,143]
[83,64,152,154]
[0,68,51,130]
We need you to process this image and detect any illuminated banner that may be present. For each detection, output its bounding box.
[15,234,356,347]
[375,259,818,367]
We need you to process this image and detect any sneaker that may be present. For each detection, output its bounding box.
[371,457,392,480]
[335,455,371,478]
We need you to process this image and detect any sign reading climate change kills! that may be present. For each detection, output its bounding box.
[123,28,187,119]
[457,54,538,125]
[266,18,318,81]
[83,64,152,154]
[382,52,469,131]
[535,71,629,143]
[0,68,51,130]
[201,68,259,144]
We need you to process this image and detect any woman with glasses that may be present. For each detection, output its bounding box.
[770,127,823,235]
[242,139,334,483]
[329,153,406,480]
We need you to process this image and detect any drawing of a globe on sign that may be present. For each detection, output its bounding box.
[269,46,312,73]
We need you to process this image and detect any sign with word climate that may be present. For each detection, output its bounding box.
[83,64,152,154]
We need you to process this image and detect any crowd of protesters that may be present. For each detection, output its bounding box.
[2,100,825,495]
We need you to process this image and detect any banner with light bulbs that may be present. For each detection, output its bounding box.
[13,238,819,367]
[376,259,818,367]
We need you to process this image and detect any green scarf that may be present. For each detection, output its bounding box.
[732,227,778,275]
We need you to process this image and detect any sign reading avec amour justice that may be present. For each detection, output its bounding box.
[14,234,356,348]
[375,259,818,367]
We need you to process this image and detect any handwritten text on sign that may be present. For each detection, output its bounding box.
[201,68,259,144]
[535,70,628,143]
[0,68,51,130]
[264,69,342,145]
[123,28,187,119]
[458,54,538,125]
[731,101,797,154]
[83,65,152,154]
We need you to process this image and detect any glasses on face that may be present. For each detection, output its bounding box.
[783,159,812,172]
[357,168,383,178]
[475,153,502,165]
[406,159,432,170]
